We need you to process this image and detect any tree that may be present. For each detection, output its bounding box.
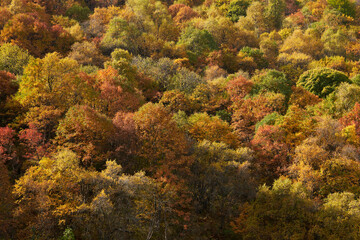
[279,30,323,59]
[0,7,12,30]
[16,52,95,110]
[159,89,192,113]
[67,41,106,67]
[252,69,293,101]
[189,81,230,114]
[0,71,18,126]
[251,125,289,184]
[104,48,137,88]
[189,140,256,238]
[1,13,74,57]
[55,105,116,167]
[169,4,198,24]
[231,95,273,142]
[297,68,350,98]
[100,17,142,55]
[315,192,360,239]
[278,105,316,148]
[340,102,360,137]
[265,0,286,29]
[169,67,203,94]
[327,0,356,17]
[235,177,316,239]
[288,86,321,109]
[133,103,188,171]
[328,83,360,116]
[177,26,218,63]
[13,150,175,239]
[187,113,239,148]
[0,43,30,75]
[226,0,250,22]
[95,66,143,116]
[319,158,360,197]
[65,4,91,22]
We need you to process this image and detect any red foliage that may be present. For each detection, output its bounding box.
[168,4,187,18]
[96,67,143,116]
[251,125,289,183]
[0,7,12,29]
[231,96,272,143]
[0,13,74,57]
[340,102,360,136]
[227,76,254,104]
[285,0,300,16]
[112,111,139,170]
[19,124,48,161]
[0,127,16,165]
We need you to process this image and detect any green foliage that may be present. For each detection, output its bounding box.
[316,192,360,239]
[178,26,218,61]
[327,0,356,18]
[60,227,75,240]
[351,74,360,86]
[65,4,91,22]
[132,56,179,91]
[252,69,293,99]
[326,82,360,116]
[0,43,31,75]
[240,177,316,239]
[255,112,282,131]
[297,68,350,98]
[226,0,250,22]
[170,67,203,93]
[100,17,141,55]
[105,48,137,88]
[266,0,286,29]
[240,46,269,69]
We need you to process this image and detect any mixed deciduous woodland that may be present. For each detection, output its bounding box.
[1,0,360,239]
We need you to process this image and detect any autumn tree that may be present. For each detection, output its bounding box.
[16,52,96,110]
[133,102,189,171]
[67,41,106,67]
[251,125,289,183]
[55,105,116,167]
[1,13,74,57]
[14,150,176,239]
[187,113,239,148]
[316,192,360,238]
[95,66,143,116]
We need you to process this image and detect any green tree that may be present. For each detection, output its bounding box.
[236,177,316,239]
[0,43,31,75]
[316,192,360,239]
[226,0,250,22]
[177,26,218,62]
[16,52,95,110]
[297,68,350,98]
[327,0,356,18]
[265,0,286,29]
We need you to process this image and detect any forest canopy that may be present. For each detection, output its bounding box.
[1,0,360,239]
